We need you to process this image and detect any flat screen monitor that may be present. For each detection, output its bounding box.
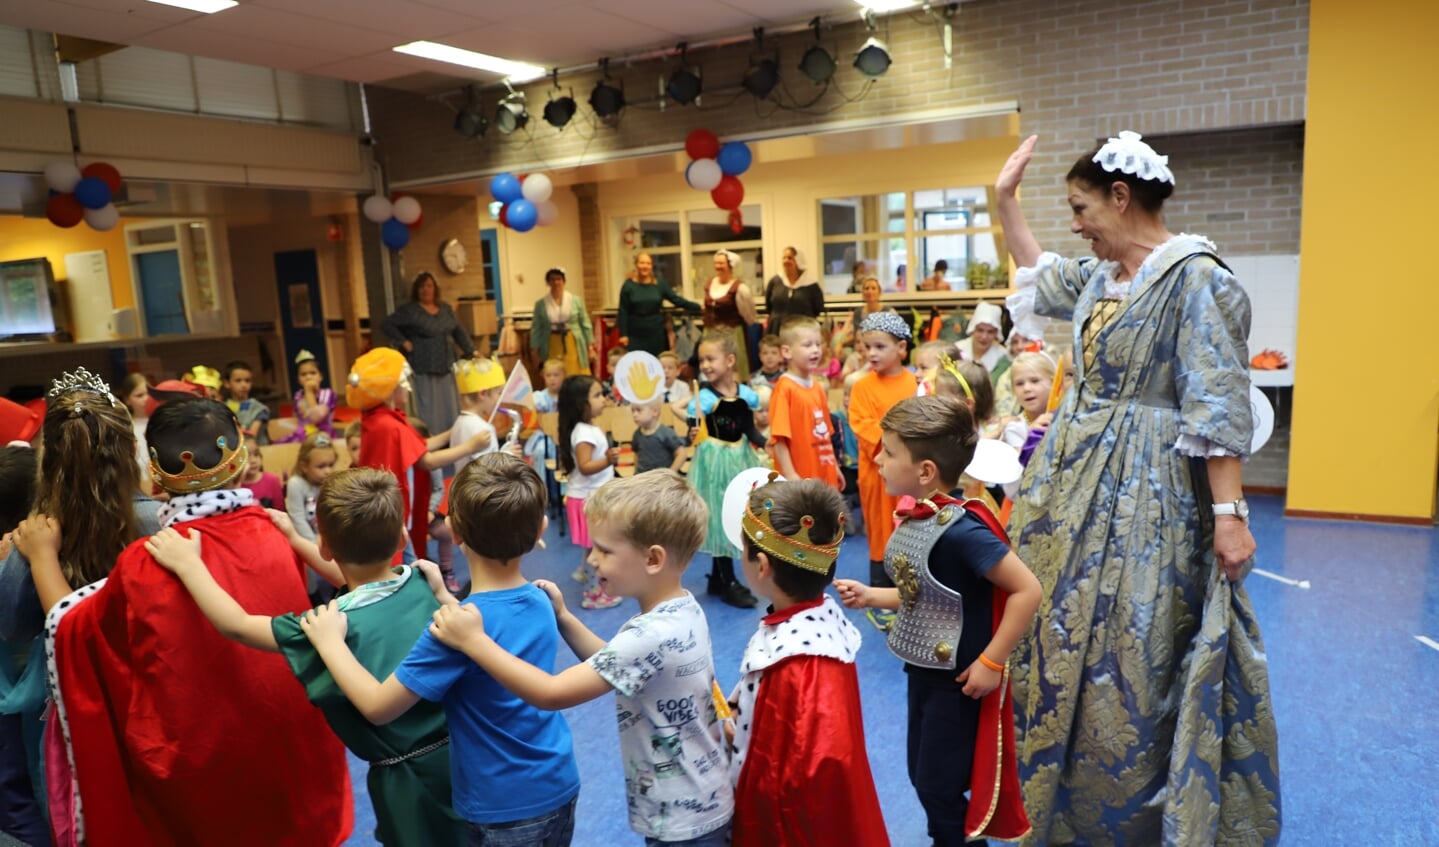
[0,258,57,338]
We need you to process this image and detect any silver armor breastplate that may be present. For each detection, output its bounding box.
[884,504,965,670]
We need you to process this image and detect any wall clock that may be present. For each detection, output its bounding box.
[440,238,467,274]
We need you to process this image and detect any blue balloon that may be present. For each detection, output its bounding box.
[507,199,538,233]
[716,141,752,177]
[381,217,410,250]
[490,173,523,204]
[73,177,112,210]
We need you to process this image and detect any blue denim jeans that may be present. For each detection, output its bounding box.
[465,796,577,847]
[645,823,731,847]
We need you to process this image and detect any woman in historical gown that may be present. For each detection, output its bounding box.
[996,132,1281,846]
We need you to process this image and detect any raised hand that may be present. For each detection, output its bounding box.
[832,578,870,610]
[996,135,1039,198]
[146,527,203,574]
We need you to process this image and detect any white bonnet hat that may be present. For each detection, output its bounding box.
[967,301,1004,334]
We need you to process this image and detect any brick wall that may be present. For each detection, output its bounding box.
[367,0,1308,251]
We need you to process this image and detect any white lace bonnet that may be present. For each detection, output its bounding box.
[1093,131,1174,185]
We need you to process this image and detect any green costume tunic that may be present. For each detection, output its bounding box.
[617,277,701,356]
[271,569,463,846]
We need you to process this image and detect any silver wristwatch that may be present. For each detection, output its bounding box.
[1212,498,1250,523]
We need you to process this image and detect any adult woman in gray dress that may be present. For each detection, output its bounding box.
[380,272,476,432]
[997,132,1279,845]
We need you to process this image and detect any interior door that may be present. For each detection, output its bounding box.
[274,249,329,384]
[136,250,188,335]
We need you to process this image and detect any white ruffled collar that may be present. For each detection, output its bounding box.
[1096,232,1216,299]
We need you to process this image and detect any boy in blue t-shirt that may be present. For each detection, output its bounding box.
[302,452,581,843]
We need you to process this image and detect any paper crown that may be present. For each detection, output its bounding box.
[740,473,844,575]
[294,349,317,365]
[346,348,410,411]
[149,432,249,493]
[186,365,222,391]
[453,357,505,395]
[938,353,974,401]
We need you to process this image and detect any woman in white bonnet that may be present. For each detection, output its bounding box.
[996,132,1280,845]
[703,249,757,379]
[763,245,825,330]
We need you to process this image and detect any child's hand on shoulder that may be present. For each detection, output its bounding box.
[13,515,62,561]
[265,508,298,540]
[300,600,348,647]
[469,428,493,451]
[832,578,870,609]
[414,559,458,606]
[430,603,485,652]
[145,527,203,574]
[501,441,523,458]
[532,579,567,618]
[956,659,1001,699]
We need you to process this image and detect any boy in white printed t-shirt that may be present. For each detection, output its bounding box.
[449,358,511,475]
[431,470,733,846]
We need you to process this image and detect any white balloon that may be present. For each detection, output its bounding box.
[722,468,784,554]
[536,200,559,226]
[1249,384,1275,454]
[392,196,422,225]
[687,158,722,192]
[84,203,119,232]
[362,195,393,223]
[44,161,82,193]
[520,173,553,204]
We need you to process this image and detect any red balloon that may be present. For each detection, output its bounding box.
[685,129,720,161]
[728,209,744,234]
[711,175,744,211]
[46,193,84,228]
[406,212,424,230]
[81,162,122,194]
[499,204,510,228]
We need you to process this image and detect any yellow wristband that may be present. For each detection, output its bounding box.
[977,653,1006,673]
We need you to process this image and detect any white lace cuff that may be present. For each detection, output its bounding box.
[1174,434,1239,458]
[1005,286,1046,340]
[1010,253,1060,291]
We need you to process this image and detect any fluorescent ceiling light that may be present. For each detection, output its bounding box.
[856,0,918,11]
[145,0,237,12]
[393,41,546,82]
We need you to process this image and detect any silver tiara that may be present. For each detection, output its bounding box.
[48,367,119,407]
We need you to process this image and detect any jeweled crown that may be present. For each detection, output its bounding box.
[48,367,119,407]
[149,433,249,493]
[740,475,844,575]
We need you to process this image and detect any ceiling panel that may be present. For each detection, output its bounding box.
[250,0,491,41]
[184,5,399,55]
[131,27,348,72]
[0,0,179,43]
[588,0,762,39]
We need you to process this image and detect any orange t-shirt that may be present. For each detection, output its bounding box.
[768,373,839,488]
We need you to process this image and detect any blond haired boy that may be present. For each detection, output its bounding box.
[431,471,734,845]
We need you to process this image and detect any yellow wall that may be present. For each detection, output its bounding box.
[1288,1,1439,519]
[0,215,137,309]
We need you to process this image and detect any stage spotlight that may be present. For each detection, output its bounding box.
[544,91,577,129]
[495,99,528,134]
[667,66,701,104]
[800,44,835,83]
[743,57,779,98]
[454,106,487,138]
[853,37,892,77]
[590,79,624,117]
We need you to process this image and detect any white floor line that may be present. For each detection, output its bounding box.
[1250,568,1311,589]
[1416,636,1439,653]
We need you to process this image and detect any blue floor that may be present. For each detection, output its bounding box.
[343,495,1439,846]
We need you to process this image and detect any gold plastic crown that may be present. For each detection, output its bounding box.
[186,365,222,391]
[48,367,119,407]
[149,432,249,493]
[740,477,844,575]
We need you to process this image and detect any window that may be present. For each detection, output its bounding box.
[818,186,1009,295]
[609,205,764,303]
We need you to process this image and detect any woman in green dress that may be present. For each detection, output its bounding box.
[996,132,1281,846]
[616,252,700,356]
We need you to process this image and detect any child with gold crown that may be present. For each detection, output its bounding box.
[725,472,890,847]
[35,393,354,846]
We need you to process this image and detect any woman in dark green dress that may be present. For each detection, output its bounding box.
[616,252,700,355]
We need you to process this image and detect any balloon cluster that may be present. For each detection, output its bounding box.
[44,162,124,231]
[363,194,425,251]
[489,172,558,234]
[682,130,752,233]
